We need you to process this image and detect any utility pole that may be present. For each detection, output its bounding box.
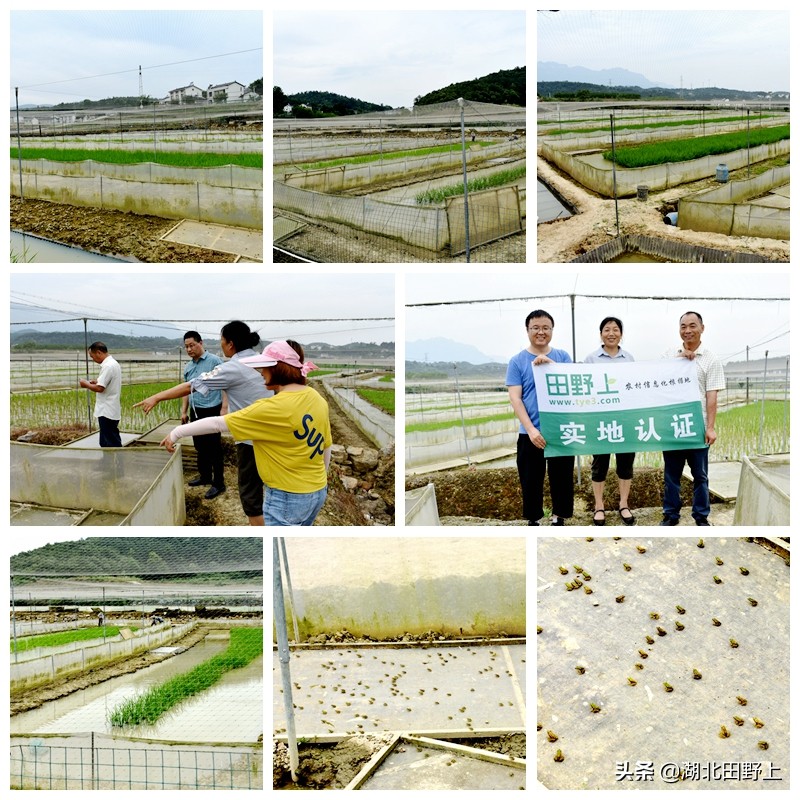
[139,65,144,109]
[457,98,471,263]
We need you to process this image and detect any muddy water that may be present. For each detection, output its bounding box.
[11,231,131,263]
[10,637,263,742]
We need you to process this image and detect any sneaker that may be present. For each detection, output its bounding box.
[659,517,679,526]
[551,517,566,526]
[695,519,711,526]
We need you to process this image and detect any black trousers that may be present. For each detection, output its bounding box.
[516,434,575,522]
[191,404,225,489]
[98,416,122,447]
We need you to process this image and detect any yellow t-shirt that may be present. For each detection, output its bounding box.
[225,387,332,493]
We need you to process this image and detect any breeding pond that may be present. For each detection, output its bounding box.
[537,179,572,222]
[11,636,262,743]
[11,231,134,263]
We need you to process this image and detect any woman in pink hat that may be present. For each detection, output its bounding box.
[160,340,331,526]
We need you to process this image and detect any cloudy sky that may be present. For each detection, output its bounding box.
[10,9,262,107]
[538,8,789,92]
[274,10,525,109]
[10,273,395,346]
[405,273,790,366]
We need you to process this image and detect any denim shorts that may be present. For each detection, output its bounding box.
[263,486,327,526]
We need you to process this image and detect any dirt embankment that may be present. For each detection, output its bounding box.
[537,154,790,263]
[406,465,735,526]
[11,197,235,263]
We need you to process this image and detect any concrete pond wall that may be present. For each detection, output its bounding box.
[539,139,790,198]
[276,537,525,639]
[678,165,790,239]
[404,483,441,526]
[11,173,262,229]
[10,442,185,526]
[733,454,790,526]
[406,418,516,470]
[10,621,195,692]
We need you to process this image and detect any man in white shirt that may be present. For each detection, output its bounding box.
[80,341,122,447]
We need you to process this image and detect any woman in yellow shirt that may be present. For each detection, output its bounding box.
[161,340,331,526]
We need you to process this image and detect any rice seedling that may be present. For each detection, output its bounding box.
[602,125,789,168]
[11,146,262,170]
[109,627,262,726]
[12,625,137,652]
[355,387,395,415]
[415,165,526,204]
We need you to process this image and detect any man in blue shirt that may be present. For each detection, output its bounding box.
[182,331,226,499]
[506,310,574,526]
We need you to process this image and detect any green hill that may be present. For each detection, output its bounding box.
[11,537,263,578]
[414,67,525,107]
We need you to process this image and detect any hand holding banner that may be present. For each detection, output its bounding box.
[533,359,706,458]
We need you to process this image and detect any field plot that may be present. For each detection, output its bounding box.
[11,541,264,791]
[274,99,526,262]
[11,103,263,263]
[537,537,789,790]
[537,103,790,262]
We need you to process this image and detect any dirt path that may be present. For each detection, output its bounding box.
[10,624,215,715]
[536,155,790,262]
[12,197,235,263]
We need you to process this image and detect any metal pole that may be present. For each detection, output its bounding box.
[758,350,768,453]
[746,109,751,177]
[273,539,299,781]
[458,98,470,263]
[453,363,471,466]
[610,114,619,236]
[11,577,19,662]
[781,356,789,452]
[278,537,300,643]
[15,88,24,199]
[84,319,93,432]
[745,345,749,404]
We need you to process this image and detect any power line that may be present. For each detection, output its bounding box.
[11,316,393,326]
[19,47,263,90]
[406,293,789,308]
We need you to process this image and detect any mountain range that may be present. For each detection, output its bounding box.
[406,337,501,365]
[538,61,672,89]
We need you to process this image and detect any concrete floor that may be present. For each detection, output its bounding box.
[274,642,526,739]
[537,537,789,790]
[160,220,263,260]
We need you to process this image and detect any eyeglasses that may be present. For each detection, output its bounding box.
[528,326,552,333]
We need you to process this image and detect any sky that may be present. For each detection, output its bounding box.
[405,274,790,366]
[9,9,263,107]
[9,273,395,346]
[274,10,525,109]
[537,9,790,92]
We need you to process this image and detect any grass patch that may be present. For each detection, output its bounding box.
[601,125,790,168]
[542,114,778,136]
[297,141,493,171]
[12,625,137,652]
[415,165,526,204]
[11,147,262,169]
[378,374,394,383]
[356,387,395,416]
[109,627,263,727]
[406,411,515,433]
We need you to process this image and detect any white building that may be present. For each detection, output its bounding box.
[168,83,205,104]
[207,81,246,103]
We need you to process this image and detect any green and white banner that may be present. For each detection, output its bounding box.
[533,359,706,457]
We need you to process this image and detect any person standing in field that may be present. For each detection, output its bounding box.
[506,309,575,526]
[79,341,122,447]
[584,316,637,526]
[135,321,270,525]
[660,311,725,526]
[181,331,226,500]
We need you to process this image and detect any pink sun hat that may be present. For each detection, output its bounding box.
[239,340,319,376]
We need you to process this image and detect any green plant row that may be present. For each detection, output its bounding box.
[296,141,492,171]
[406,411,515,433]
[109,627,263,727]
[11,625,137,653]
[541,114,777,136]
[602,125,790,168]
[415,165,526,204]
[355,387,395,416]
[11,147,262,170]
[11,381,177,433]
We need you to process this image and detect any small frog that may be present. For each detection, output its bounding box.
[547,730,559,742]
[616,595,625,603]
[747,597,758,607]
[692,668,702,680]
[712,618,722,627]
[676,605,686,615]
[554,749,565,762]
[757,741,769,750]
[730,639,739,648]
[623,562,632,571]
[713,575,723,584]
[675,620,685,631]
[733,715,744,726]
[719,725,731,739]
[739,567,750,575]
[663,682,673,692]
[627,677,637,686]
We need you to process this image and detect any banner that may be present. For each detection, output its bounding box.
[533,359,706,458]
